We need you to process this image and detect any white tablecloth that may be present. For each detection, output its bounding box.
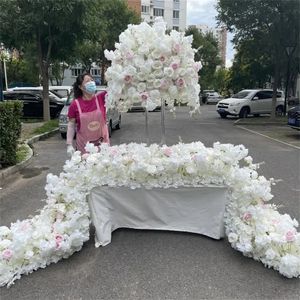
[88,186,228,247]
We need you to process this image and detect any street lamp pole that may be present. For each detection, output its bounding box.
[3,59,8,90]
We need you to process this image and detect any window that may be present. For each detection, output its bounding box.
[153,8,164,17]
[255,91,273,100]
[173,10,179,18]
[141,5,149,13]
[71,68,83,77]
[91,68,101,76]
[173,26,179,31]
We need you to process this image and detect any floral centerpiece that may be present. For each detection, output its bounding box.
[104,17,201,114]
[0,142,299,287]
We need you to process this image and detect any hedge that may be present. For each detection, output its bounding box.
[0,101,23,167]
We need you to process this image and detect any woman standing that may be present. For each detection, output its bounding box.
[66,73,109,157]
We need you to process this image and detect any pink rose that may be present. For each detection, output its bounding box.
[55,234,63,249]
[163,147,172,157]
[285,230,296,242]
[82,153,89,160]
[160,79,170,90]
[140,92,148,102]
[160,55,166,62]
[124,75,132,84]
[171,62,179,70]
[242,212,252,222]
[176,78,185,89]
[173,43,181,53]
[126,51,134,60]
[2,249,13,260]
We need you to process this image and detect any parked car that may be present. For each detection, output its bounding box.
[58,87,121,139]
[206,91,222,104]
[8,86,65,104]
[49,86,72,98]
[287,104,300,130]
[216,89,284,118]
[3,90,64,118]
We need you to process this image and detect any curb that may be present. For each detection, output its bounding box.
[0,128,59,183]
[234,119,288,126]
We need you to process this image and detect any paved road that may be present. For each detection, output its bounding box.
[1,106,299,299]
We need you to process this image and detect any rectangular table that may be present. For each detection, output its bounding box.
[88,185,228,247]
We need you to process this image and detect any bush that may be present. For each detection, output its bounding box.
[0,101,23,167]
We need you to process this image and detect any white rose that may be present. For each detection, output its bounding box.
[152,61,163,70]
[0,239,12,249]
[164,67,174,77]
[137,82,146,92]
[0,226,10,237]
[153,79,161,89]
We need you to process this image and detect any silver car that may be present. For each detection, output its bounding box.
[58,87,121,139]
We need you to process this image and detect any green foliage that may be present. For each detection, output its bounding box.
[217,0,300,95]
[185,26,221,91]
[0,101,23,167]
[0,0,89,120]
[75,0,141,81]
[7,56,39,86]
[16,144,30,164]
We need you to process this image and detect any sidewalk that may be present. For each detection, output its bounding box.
[235,117,300,149]
[0,122,59,184]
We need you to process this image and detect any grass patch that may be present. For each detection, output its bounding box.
[16,144,30,163]
[32,119,59,135]
[21,118,44,123]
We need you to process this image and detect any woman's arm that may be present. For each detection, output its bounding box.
[66,118,76,145]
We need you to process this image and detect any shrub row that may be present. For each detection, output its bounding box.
[0,101,23,167]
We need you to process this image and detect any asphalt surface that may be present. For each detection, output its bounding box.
[0,105,299,299]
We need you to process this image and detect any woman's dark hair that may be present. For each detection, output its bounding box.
[73,72,94,98]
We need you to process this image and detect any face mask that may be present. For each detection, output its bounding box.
[84,81,96,94]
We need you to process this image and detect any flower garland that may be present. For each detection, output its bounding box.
[104,17,201,113]
[0,142,299,287]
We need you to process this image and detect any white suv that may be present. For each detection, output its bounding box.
[216,89,284,118]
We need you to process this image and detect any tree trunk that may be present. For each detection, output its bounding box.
[37,30,51,121]
[41,62,50,121]
[101,62,106,85]
[270,46,282,120]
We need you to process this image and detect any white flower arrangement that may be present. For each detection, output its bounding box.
[104,17,201,114]
[0,142,299,287]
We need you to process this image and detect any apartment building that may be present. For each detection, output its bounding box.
[127,0,142,15]
[141,0,187,31]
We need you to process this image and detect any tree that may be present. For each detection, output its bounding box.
[0,0,88,121]
[75,0,140,84]
[226,37,273,93]
[217,0,300,118]
[185,26,221,91]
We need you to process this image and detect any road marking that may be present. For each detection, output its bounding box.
[237,125,300,150]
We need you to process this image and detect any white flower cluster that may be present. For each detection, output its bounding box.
[104,17,201,113]
[0,142,299,287]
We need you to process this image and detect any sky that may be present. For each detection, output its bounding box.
[186,0,235,68]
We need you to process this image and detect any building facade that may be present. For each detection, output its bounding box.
[141,0,187,31]
[127,0,141,15]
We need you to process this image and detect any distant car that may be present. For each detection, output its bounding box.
[287,105,300,130]
[3,90,64,118]
[216,89,285,118]
[58,87,121,139]
[49,86,72,98]
[8,86,65,104]
[206,91,222,104]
